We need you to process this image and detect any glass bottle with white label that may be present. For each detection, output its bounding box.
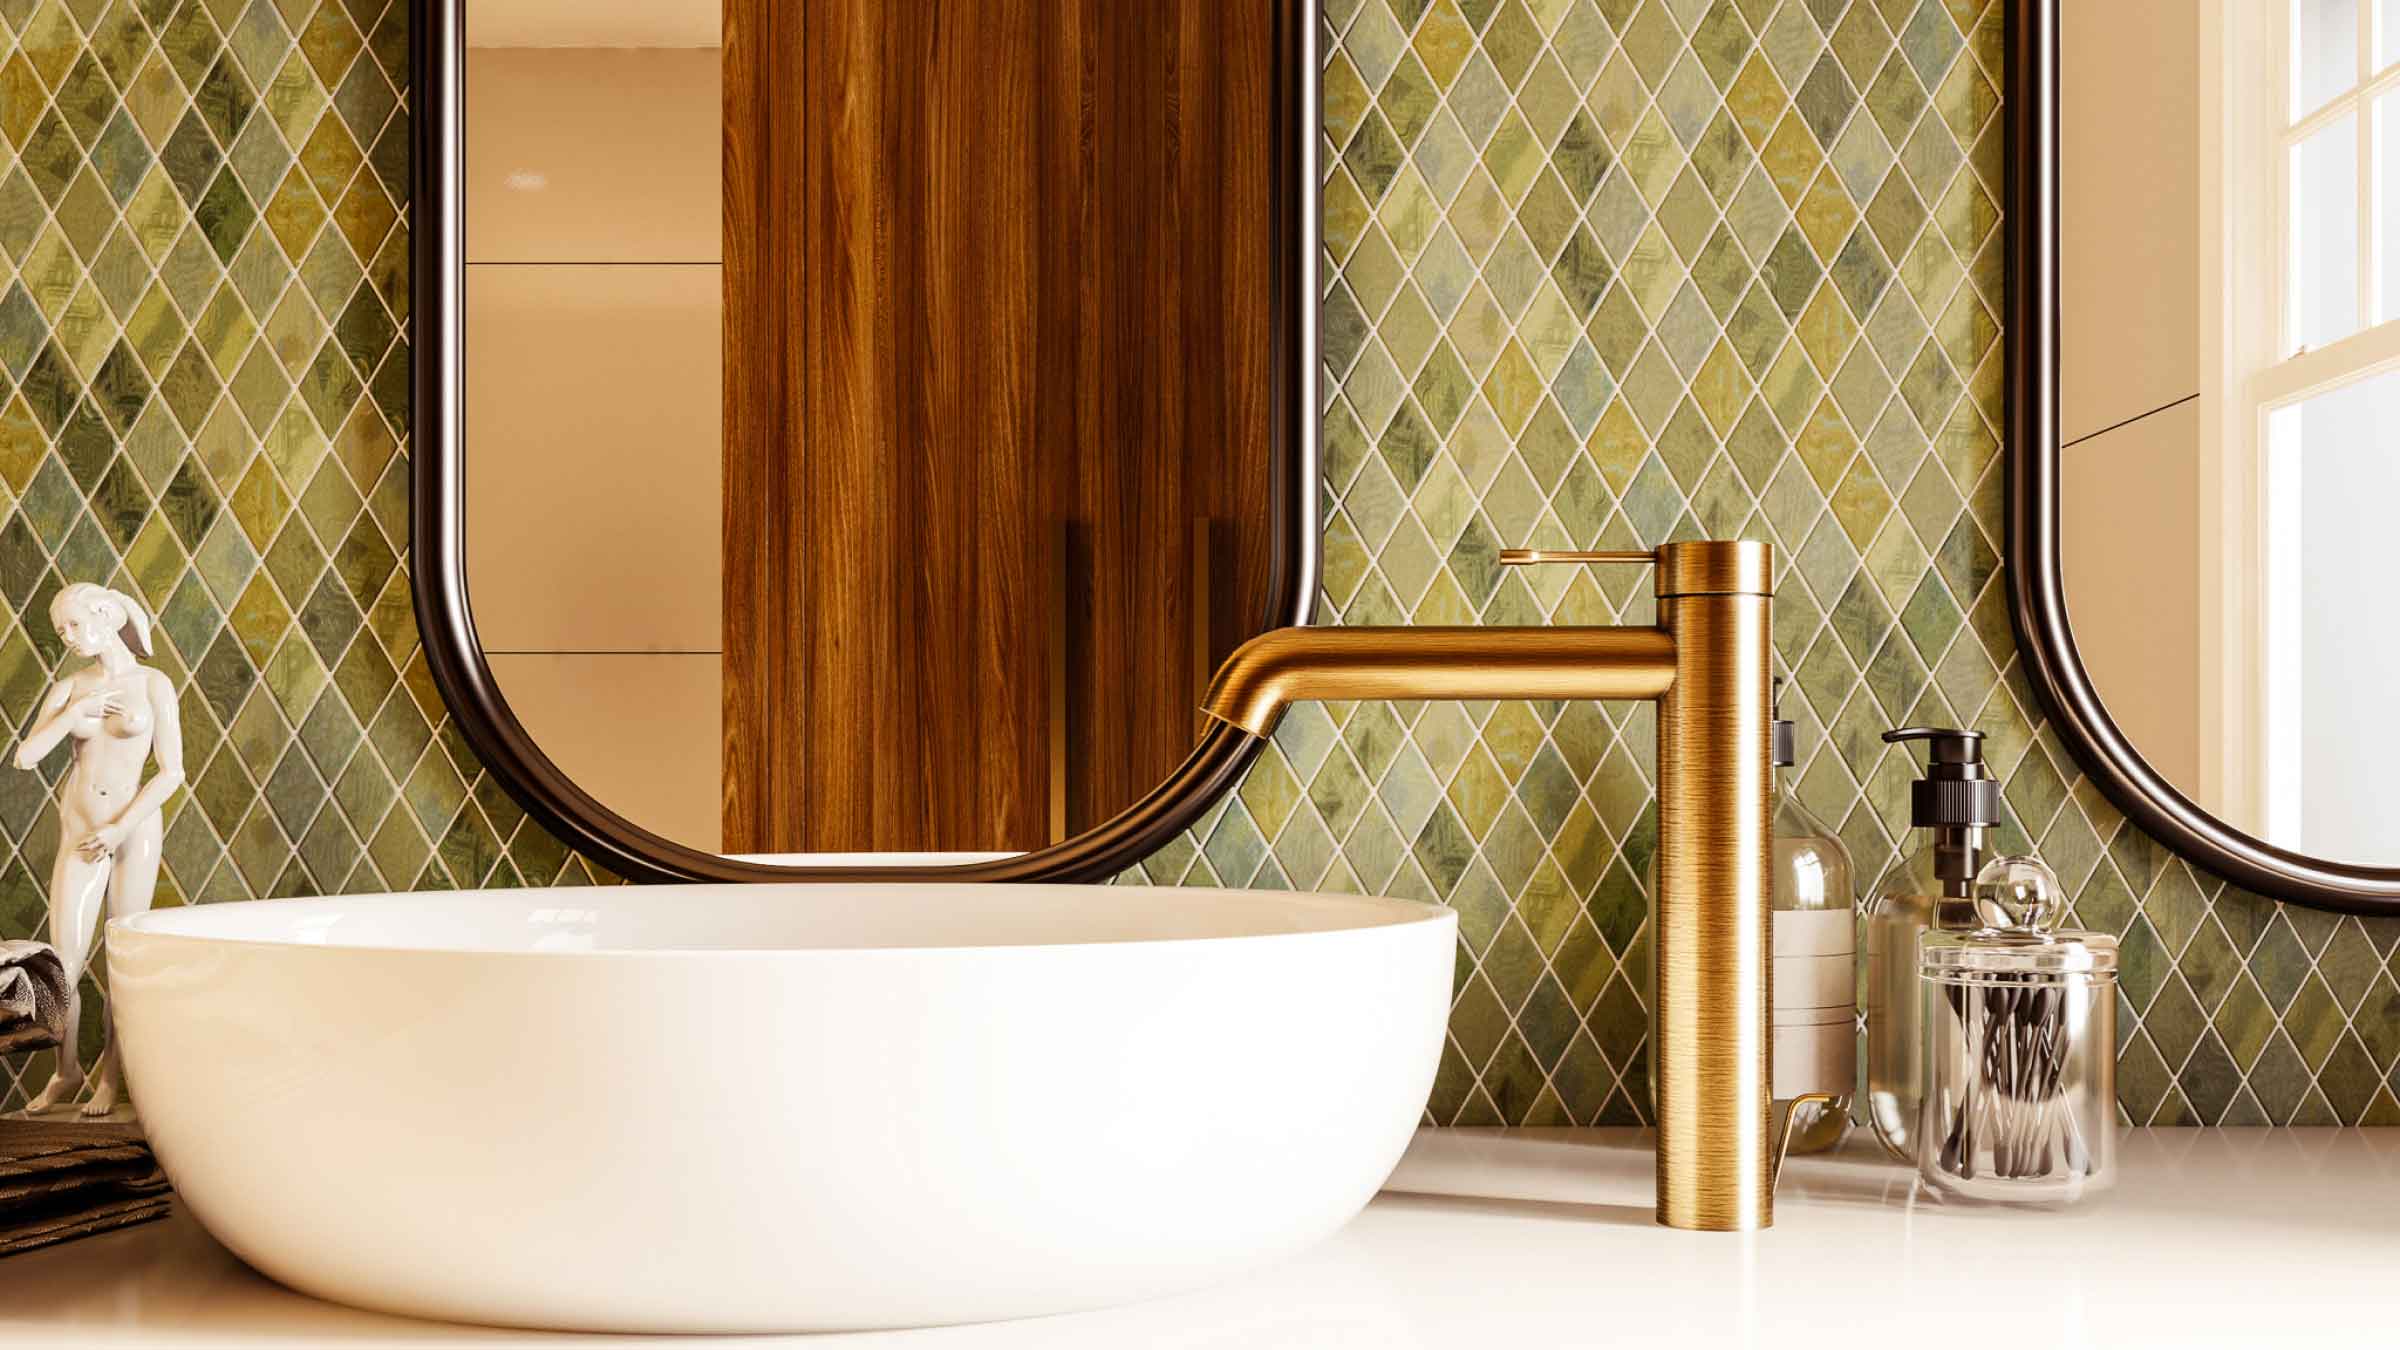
[1649,687,1855,1152]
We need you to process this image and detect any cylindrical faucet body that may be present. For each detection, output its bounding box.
[1652,541,1775,1231]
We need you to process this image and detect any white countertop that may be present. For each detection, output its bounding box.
[7,1127,2397,1347]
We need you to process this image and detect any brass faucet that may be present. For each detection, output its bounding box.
[1200,539,1778,1232]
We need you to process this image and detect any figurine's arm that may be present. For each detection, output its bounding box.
[73,672,184,862]
[13,678,110,771]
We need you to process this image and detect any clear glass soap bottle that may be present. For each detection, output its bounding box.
[1862,726,2000,1163]
[1765,709,1856,1154]
[1650,685,1855,1153]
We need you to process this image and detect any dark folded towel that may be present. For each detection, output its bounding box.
[0,1120,171,1258]
[0,941,69,1056]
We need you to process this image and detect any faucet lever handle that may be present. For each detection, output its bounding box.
[1769,1092,1839,1193]
[1497,548,1658,566]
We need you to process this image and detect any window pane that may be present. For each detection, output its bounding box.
[2384,0,2400,68]
[2298,0,2359,118]
[2263,365,2400,863]
[2383,93,2400,320]
[2292,112,2360,351]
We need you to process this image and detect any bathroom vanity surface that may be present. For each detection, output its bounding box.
[7,1127,2393,1346]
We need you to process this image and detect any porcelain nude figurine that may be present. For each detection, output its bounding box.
[11,583,183,1117]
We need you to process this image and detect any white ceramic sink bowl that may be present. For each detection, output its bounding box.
[108,884,1454,1333]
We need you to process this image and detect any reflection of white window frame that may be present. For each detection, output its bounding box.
[2202,0,2400,840]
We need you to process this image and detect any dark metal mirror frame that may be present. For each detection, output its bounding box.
[2006,0,2400,915]
[407,0,1320,884]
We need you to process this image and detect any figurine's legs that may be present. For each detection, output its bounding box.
[80,815,160,1117]
[24,839,111,1114]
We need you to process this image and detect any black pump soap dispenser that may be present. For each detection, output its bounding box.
[1862,726,2004,1163]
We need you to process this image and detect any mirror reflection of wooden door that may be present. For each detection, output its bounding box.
[723,1,1287,855]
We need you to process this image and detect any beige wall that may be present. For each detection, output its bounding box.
[2059,0,2200,444]
[464,40,722,851]
[462,49,720,263]
[467,1,718,50]
[2058,0,2204,801]
[2060,404,2202,796]
[463,265,719,653]
[485,655,723,850]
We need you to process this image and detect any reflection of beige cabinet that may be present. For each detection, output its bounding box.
[463,11,723,851]
[2060,0,2200,444]
[460,49,720,264]
[464,267,719,654]
[2058,0,2203,800]
[2059,403,2200,797]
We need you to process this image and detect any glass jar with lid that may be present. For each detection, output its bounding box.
[1916,856,2117,1204]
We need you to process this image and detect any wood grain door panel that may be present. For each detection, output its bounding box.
[724,0,1283,854]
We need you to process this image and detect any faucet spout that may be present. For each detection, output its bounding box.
[1199,626,1675,737]
[1197,540,1777,1231]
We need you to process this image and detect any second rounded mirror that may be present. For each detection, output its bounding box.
[2061,0,2400,868]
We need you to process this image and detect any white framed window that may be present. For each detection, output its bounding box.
[2205,0,2400,859]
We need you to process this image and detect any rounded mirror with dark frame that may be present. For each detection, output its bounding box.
[2010,0,2400,915]
[408,0,1319,884]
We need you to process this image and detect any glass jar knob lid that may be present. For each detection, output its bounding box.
[1921,855,2118,979]
[1973,854,2065,933]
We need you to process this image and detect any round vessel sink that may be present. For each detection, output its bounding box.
[108,884,1454,1333]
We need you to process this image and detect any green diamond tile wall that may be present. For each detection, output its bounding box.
[1127,0,2400,1130]
[0,0,599,1111]
[2,0,2398,1127]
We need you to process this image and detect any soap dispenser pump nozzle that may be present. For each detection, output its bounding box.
[1882,726,2000,897]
